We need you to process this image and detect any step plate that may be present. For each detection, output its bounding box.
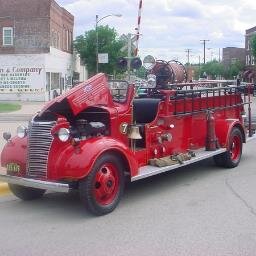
[132,148,227,182]
[132,134,256,182]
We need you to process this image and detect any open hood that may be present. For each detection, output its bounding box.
[39,73,114,117]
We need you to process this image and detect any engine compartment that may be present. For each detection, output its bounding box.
[34,105,110,141]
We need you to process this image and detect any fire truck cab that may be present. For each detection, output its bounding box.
[1,62,255,215]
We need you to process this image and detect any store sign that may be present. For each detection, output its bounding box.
[98,53,108,64]
[0,66,44,92]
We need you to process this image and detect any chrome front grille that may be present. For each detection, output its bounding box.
[27,121,56,179]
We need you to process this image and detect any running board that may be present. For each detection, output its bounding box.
[131,148,227,182]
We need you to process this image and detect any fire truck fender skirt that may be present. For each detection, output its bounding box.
[215,119,245,148]
[56,137,138,180]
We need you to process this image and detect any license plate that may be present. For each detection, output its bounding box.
[6,163,21,172]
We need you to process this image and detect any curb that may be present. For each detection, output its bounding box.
[0,182,10,196]
[0,114,32,122]
[0,166,10,196]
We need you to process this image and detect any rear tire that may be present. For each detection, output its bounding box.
[8,184,45,200]
[79,153,125,216]
[213,128,243,168]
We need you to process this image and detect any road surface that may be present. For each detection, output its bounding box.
[0,139,255,256]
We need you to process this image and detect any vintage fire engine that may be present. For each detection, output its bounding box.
[1,57,255,215]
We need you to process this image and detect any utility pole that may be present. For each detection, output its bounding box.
[127,33,132,81]
[185,49,192,65]
[198,55,201,79]
[200,39,210,64]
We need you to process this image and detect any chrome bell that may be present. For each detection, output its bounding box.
[128,125,142,140]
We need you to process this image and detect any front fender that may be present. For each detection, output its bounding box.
[1,136,28,177]
[51,137,138,180]
[215,119,245,148]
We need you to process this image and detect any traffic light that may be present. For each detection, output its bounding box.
[116,57,127,69]
[116,57,142,70]
[131,57,142,70]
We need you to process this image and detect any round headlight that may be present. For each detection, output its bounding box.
[17,126,27,138]
[58,128,70,142]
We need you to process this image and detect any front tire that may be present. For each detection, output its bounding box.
[214,127,243,168]
[79,153,125,216]
[8,184,45,200]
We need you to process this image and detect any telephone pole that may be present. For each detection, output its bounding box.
[200,39,210,64]
[185,49,192,65]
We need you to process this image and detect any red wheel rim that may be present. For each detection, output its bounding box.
[93,163,119,206]
[230,135,241,161]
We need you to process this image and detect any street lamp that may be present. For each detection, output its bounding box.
[96,13,122,73]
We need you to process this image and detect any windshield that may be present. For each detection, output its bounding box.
[108,80,129,103]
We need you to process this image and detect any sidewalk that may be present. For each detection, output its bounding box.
[0,101,45,121]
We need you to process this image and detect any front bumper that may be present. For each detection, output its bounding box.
[0,174,70,193]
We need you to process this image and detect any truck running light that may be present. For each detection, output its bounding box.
[58,128,70,142]
[17,126,27,138]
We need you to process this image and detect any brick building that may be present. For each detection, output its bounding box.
[244,26,256,82]
[0,0,86,101]
[222,47,245,67]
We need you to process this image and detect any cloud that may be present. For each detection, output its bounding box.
[57,0,256,63]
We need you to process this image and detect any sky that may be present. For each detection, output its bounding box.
[57,0,256,64]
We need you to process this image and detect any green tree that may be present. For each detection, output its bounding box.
[136,66,147,79]
[223,60,244,79]
[74,25,125,76]
[199,60,244,80]
[200,60,225,79]
[251,35,256,61]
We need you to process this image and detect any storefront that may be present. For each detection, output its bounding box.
[0,48,74,101]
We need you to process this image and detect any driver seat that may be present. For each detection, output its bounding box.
[133,98,161,124]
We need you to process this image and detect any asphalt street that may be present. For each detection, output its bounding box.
[0,131,255,256]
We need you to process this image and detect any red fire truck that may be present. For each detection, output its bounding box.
[0,60,255,215]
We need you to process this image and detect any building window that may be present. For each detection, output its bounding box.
[247,38,251,51]
[252,56,255,66]
[70,31,73,51]
[3,27,13,46]
[57,32,60,49]
[246,55,250,66]
[51,73,61,89]
[66,30,69,51]
[231,58,238,64]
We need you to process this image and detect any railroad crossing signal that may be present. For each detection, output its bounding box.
[116,57,142,70]
[120,34,137,52]
[116,57,127,70]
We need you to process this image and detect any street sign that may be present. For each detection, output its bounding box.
[98,53,108,64]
